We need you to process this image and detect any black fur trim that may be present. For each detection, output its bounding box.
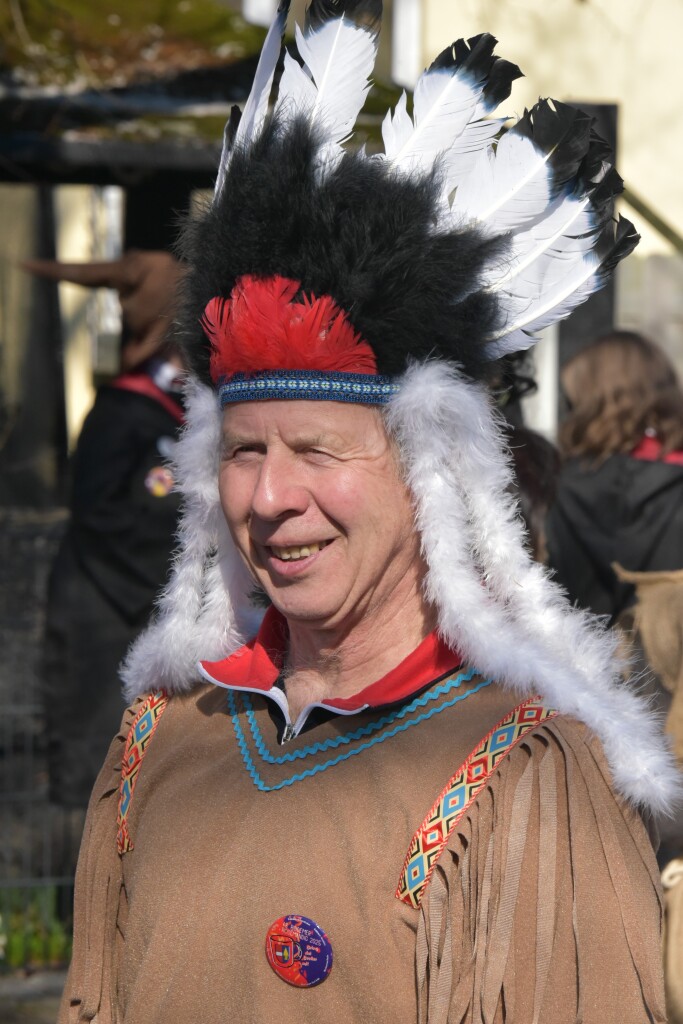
[177,115,506,384]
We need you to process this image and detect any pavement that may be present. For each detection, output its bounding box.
[0,971,66,1024]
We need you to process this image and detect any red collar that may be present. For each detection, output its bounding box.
[631,436,683,466]
[110,372,185,425]
[199,606,461,713]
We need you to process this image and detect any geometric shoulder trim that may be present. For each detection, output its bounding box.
[116,690,168,855]
[396,697,559,909]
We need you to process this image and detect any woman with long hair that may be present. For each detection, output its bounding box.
[546,330,683,620]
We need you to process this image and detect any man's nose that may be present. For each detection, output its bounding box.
[250,452,309,521]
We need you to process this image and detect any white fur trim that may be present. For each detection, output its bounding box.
[385,360,681,816]
[121,367,680,816]
[120,380,262,702]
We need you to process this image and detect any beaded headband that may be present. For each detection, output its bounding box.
[216,370,401,407]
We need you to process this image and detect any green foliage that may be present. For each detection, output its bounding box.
[0,888,72,971]
[0,0,403,145]
[0,0,265,88]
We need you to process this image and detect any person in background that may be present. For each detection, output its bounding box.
[611,563,683,1024]
[22,249,184,372]
[545,331,683,1024]
[546,330,683,622]
[23,252,186,823]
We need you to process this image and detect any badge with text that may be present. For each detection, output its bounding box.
[265,914,333,988]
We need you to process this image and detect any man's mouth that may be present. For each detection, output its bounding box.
[268,540,333,562]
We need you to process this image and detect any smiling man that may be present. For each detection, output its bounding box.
[217,400,432,726]
[61,3,678,1023]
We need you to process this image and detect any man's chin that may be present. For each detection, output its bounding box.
[270,602,337,625]
[265,590,345,628]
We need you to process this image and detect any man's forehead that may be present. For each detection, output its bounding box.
[221,399,384,443]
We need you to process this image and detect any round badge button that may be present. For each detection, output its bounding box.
[144,465,174,497]
[265,914,333,988]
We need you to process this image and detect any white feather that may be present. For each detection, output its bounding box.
[274,50,318,121]
[439,115,508,197]
[477,191,607,349]
[482,327,536,359]
[481,192,595,291]
[274,12,378,148]
[214,0,290,201]
[382,65,486,179]
[450,128,559,235]
[297,17,377,141]
[380,91,411,158]
[491,246,608,343]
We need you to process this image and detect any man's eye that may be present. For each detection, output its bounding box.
[224,445,260,460]
[306,449,344,469]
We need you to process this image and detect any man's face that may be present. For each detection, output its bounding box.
[219,400,423,630]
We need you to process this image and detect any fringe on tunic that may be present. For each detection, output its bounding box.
[61,707,666,1024]
[417,718,666,1024]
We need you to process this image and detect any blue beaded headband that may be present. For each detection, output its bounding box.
[217,369,401,407]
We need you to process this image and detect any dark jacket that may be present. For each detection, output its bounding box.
[68,382,183,621]
[546,452,683,622]
[44,377,183,806]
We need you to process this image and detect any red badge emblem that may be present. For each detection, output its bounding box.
[265,915,333,988]
[269,933,299,967]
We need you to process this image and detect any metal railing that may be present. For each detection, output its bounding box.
[622,186,683,255]
[0,509,73,971]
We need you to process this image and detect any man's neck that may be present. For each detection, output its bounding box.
[283,584,436,722]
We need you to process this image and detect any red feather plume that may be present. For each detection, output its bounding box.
[203,275,377,382]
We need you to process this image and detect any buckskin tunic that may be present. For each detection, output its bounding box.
[60,609,665,1024]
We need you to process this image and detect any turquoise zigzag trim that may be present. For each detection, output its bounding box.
[229,677,493,793]
[243,666,478,764]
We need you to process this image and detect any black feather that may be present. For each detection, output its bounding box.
[575,127,613,185]
[223,105,242,153]
[593,215,640,282]
[512,100,595,200]
[431,34,522,111]
[177,115,505,384]
[306,0,382,34]
[481,57,523,110]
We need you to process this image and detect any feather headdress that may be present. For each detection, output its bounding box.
[122,0,680,815]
